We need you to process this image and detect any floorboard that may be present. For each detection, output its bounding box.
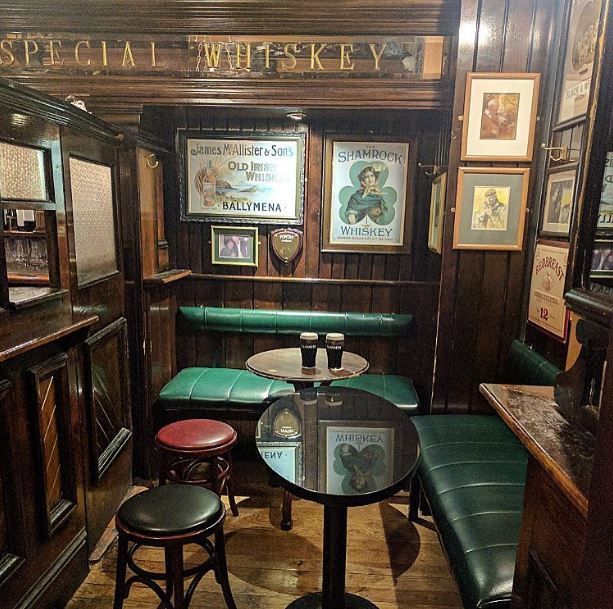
[66,458,462,609]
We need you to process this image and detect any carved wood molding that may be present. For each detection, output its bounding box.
[0,1,459,35]
[27,354,77,539]
[84,317,132,481]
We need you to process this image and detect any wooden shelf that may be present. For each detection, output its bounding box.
[143,269,191,286]
[480,383,596,516]
[4,230,46,239]
[8,273,50,286]
[8,287,67,311]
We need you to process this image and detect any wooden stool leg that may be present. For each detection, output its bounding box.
[113,533,129,609]
[169,545,185,609]
[226,453,239,517]
[163,547,174,605]
[409,475,421,521]
[281,490,293,531]
[214,529,238,609]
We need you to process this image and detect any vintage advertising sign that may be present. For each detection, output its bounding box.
[597,151,613,230]
[557,0,603,124]
[322,139,412,253]
[181,133,305,224]
[528,242,570,340]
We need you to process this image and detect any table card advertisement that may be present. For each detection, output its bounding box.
[322,424,394,494]
[597,152,613,230]
[528,242,569,340]
[322,139,411,253]
[182,133,305,223]
[257,443,301,484]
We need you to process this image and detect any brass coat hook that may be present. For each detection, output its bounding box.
[146,153,159,169]
[419,163,441,176]
[541,144,570,163]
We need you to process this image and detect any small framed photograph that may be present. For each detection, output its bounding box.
[590,240,613,278]
[541,164,578,236]
[428,172,447,253]
[556,0,603,125]
[597,151,613,231]
[179,131,305,224]
[211,225,258,267]
[461,72,540,161]
[321,136,416,254]
[528,241,570,341]
[453,167,530,250]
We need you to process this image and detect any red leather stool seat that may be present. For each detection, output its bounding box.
[156,419,237,454]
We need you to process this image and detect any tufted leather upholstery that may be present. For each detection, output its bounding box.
[158,368,420,416]
[508,340,561,386]
[412,415,528,609]
[179,306,413,337]
[117,485,224,536]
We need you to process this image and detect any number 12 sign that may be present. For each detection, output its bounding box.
[528,241,570,341]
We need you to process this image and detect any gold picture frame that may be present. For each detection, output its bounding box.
[453,167,530,251]
[461,72,540,162]
[428,172,447,254]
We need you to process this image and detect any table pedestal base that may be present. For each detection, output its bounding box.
[287,592,378,609]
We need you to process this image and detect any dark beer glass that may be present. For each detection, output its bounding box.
[300,331,318,368]
[325,332,344,369]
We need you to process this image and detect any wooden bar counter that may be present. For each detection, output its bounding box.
[479,383,596,609]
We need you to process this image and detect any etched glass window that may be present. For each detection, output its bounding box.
[69,157,117,285]
[0,142,48,201]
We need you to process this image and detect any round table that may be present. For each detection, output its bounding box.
[256,387,420,609]
[246,347,369,390]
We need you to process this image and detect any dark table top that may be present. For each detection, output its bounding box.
[247,347,369,384]
[256,387,420,507]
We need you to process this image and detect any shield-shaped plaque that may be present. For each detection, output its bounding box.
[270,228,303,264]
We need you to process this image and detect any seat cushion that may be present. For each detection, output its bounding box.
[156,419,237,451]
[158,368,294,412]
[117,485,224,536]
[412,415,528,609]
[330,374,419,414]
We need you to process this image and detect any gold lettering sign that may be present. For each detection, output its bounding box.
[0,33,447,80]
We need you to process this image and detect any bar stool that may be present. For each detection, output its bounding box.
[113,485,237,609]
[156,419,239,516]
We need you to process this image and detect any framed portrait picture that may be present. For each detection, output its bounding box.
[528,241,570,340]
[178,131,305,224]
[211,225,258,267]
[597,152,613,231]
[557,0,603,125]
[257,442,302,484]
[318,422,395,494]
[428,172,447,254]
[321,136,416,254]
[453,167,530,250]
[590,240,613,278]
[541,164,578,236]
[461,72,540,161]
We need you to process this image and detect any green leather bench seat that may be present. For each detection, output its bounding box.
[179,306,413,337]
[159,368,420,417]
[508,340,561,385]
[412,415,528,609]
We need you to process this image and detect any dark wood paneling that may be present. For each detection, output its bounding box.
[433,0,556,413]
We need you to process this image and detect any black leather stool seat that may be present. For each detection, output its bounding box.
[118,485,224,536]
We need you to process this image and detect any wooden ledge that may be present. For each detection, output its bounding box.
[143,269,191,286]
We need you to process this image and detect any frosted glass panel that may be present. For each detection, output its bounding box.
[69,157,117,285]
[0,142,48,201]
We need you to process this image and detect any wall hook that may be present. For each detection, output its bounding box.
[418,163,440,176]
[541,144,570,163]
[146,153,159,169]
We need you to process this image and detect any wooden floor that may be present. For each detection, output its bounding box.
[66,459,462,609]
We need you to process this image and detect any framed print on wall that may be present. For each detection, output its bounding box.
[428,172,447,253]
[453,167,530,250]
[211,225,258,267]
[528,241,570,341]
[179,131,305,224]
[590,240,613,278]
[461,72,540,161]
[597,151,613,231]
[557,0,603,125]
[321,136,416,254]
[541,164,578,236]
